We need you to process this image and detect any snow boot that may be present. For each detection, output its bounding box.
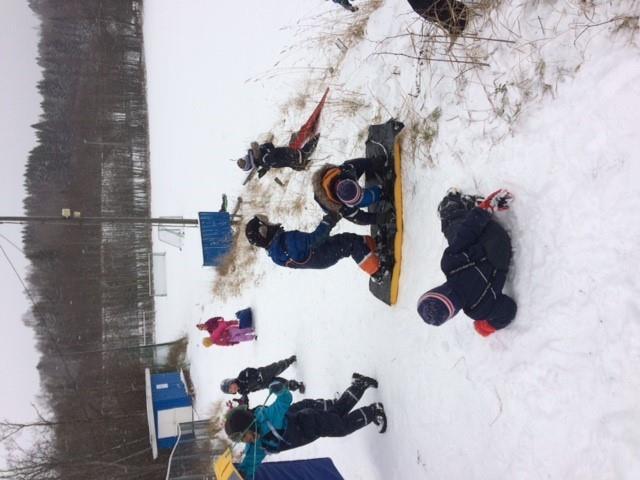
[373,402,387,433]
[352,373,378,389]
[300,133,320,162]
[333,0,358,12]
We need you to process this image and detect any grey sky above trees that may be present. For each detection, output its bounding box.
[0,0,43,467]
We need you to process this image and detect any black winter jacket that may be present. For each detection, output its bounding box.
[236,358,294,396]
[441,208,516,329]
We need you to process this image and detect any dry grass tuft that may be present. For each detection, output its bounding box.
[206,400,234,449]
[165,336,189,369]
[331,93,368,118]
[613,15,640,37]
[404,107,442,164]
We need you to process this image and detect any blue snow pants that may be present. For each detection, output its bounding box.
[285,233,370,269]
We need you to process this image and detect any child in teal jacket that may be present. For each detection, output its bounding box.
[225,375,386,477]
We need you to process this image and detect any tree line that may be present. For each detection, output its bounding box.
[2,1,178,478]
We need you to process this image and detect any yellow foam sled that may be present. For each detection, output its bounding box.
[213,448,244,480]
[389,139,403,305]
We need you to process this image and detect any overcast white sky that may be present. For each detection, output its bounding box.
[0,0,42,466]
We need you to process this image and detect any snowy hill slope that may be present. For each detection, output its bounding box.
[144,1,640,478]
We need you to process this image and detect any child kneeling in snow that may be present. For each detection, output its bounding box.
[417,189,517,337]
[225,374,385,478]
[244,213,382,278]
[199,316,256,347]
[313,156,393,226]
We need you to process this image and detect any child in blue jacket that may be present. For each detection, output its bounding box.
[245,213,381,276]
[417,189,517,337]
[225,374,386,478]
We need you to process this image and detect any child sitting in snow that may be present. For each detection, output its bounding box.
[225,374,385,478]
[198,314,256,347]
[417,188,516,337]
[236,135,319,178]
[313,157,393,226]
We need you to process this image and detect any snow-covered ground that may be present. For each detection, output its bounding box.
[144,1,640,478]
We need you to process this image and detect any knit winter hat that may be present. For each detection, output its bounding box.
[224,406,254,441]
[237,151,255,172]
[220,378,238,394]
[236,156,249,171]
[335,179,363,207]
[417,283,461,326]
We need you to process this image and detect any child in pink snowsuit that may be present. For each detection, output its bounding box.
[198,316,256,347]
[197,316,235,335]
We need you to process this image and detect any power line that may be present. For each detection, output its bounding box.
[0,233,24,253]
[0,242,80,391]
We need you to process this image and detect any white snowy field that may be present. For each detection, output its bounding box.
[144,1,640,479]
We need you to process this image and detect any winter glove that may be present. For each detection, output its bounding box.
[322,211,341,228]
[478,189,513,213]
[474,320,497,337]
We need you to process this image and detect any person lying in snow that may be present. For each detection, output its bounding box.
[199,317,256,347]
[417,188,516,337]
[331,0,359,12]
[244,213,381,278]
[407,0,468,35]
[236,134,320,178]
[225,374,386,477]
[313,157,393,225]
[221,356,305,406]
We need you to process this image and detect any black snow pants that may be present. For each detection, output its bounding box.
[277,382,377,451]
[258,357,302,392]
[263,147,306,170]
